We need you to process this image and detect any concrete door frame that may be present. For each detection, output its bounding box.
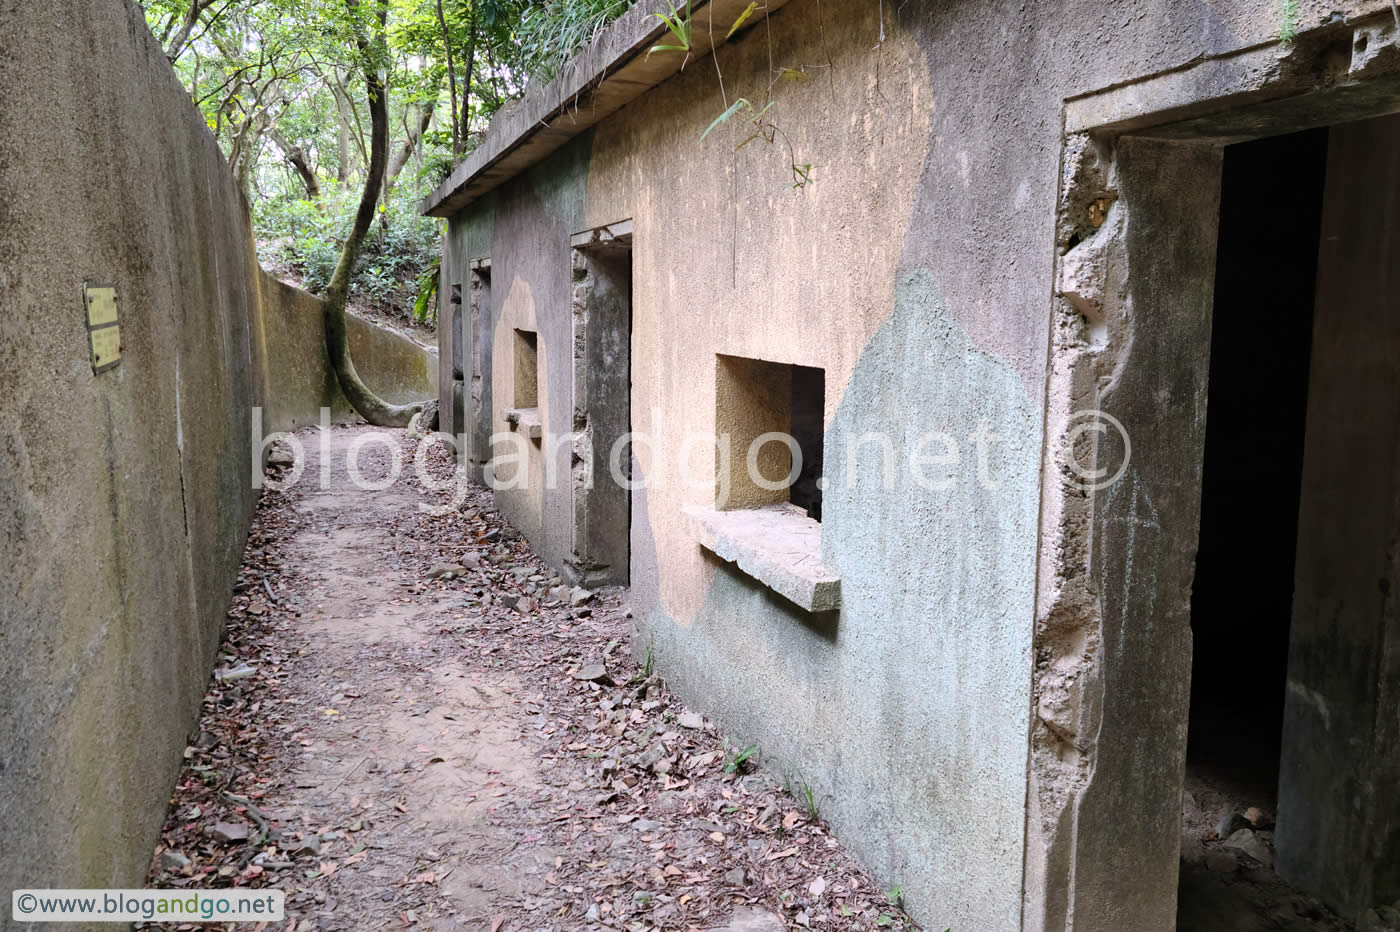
[1025,14,1400,931]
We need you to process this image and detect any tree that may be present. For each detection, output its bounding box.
[137,0,615,424]
[384,89,439,202]
[268,127,322,199]
[321,0,424,426]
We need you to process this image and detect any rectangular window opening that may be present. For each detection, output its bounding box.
[513,328,538,409]
[714,354,825,521]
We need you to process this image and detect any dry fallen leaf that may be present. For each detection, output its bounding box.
[141,430,907,932]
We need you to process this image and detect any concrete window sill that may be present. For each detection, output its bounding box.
[682,504,841,613]
[504,407,542,439]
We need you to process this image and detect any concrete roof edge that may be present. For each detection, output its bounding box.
[419,0,787,218]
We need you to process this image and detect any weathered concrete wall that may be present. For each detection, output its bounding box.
[257,272,439,434]
[1034,137,1223,932]
[0,0,434,905]
[345,311,438,411]
[1032,28,1400,931]
[450,5,1026,926]
[436,235,466,440]
[440,0,1400,928]
[256,274,346,431]
[445,210,495,480]
[0,0,262,899]
[463,143,592,575]
[1276,113,1400,919]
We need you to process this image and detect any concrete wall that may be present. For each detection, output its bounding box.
[0,0,261,897]
[453,142,591,575]
[447,8,1021,925]
[257,273,439,434]
[440,0,1400,928]
[1276,114,1400,917]
[0,0,436,903]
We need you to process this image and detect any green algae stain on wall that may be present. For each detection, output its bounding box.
[641,268,1042,931]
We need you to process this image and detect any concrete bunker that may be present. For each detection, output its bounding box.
[1032,17,1400,930]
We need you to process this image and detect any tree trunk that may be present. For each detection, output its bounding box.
[435,0,461,155]
[228,110,271,200]
[166,0,217,61]
[331,68,368,180]
[383,94,436,203]
[269,128,321,200]
[323,0,424,427]
[335,88,352,183]
[458,21,476,147]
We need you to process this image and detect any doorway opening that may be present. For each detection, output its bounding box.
[1177,126,1331,928]
[467,261,492,481]
[1180,113,1400,929]
[568,223,633,587]
[1036,26,1400,931]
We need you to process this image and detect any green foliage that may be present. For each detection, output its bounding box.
[516,0,633,80]
[411,256,441,324]
[724,742,758,774]
[1279,0,1300,43]
[799,780,819,820]
[702,97,752,141]
[649,0,693,58]
[146,0,865,336]
[255,185,442,315]
[727,2,758,38]
[701,94,812,190]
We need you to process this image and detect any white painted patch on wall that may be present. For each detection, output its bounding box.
[1286,680,1332,730]
[174,359,184,452]
[1015,179,1032,210]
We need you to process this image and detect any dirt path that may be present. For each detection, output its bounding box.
[261,429,554,925]
[143,425,919,932]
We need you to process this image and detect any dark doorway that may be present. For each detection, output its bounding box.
[568,233,632,587]
[1186,126,1327,816]
[1178,127,1342,929]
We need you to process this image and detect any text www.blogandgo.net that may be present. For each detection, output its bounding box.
[11,889,284,923]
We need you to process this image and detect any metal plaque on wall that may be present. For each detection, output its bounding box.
[84,281,120,374]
